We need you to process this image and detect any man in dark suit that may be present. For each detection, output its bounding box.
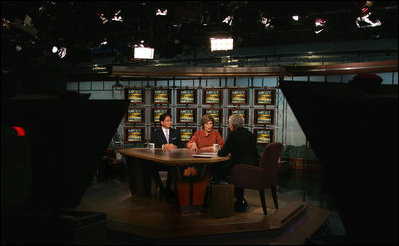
[151,113,184,150]
[148,113,184,196]
[218,114,260,212]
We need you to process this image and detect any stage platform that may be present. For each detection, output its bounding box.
[77,181,330,244]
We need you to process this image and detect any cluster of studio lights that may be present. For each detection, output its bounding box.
[3,1,387,61]
[97,10,123,24]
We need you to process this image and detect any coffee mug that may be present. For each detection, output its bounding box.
[148,143,155,149]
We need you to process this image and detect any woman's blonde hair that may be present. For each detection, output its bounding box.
[201,114,215,126]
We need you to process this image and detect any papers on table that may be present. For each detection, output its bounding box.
[192,152,218,158]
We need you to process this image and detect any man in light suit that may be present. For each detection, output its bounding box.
[147,113,184,196]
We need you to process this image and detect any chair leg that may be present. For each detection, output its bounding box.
[271,186,279,209]
[259,190,267,215]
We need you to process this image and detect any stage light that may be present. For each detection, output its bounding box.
[112,10,123,22]
[2,18,10,29]
[156,8,168,16]
[57,47,67,58]
[210,37,233,52]
[356,12,381,28]
[260,17,273,29]
[292,15,299,21]
[52,46,58,53]
[112,16,123,22]
[315,18,326,34]
[100,37,108,46]
[98,12,109,24]
[15,45,22,52]
[222,16,233,26]
[134,42,154,59]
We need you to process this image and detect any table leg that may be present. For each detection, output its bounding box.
[126,157,146,196]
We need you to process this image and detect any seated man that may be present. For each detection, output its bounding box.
[218,114,260,212]
[148,113,184,196]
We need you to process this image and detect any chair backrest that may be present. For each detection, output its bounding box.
[259,142,283,185]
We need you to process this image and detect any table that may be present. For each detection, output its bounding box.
[117,148,230,213]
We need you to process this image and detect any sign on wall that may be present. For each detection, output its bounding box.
[177,89,197,104]
[152,89,170,104]
[254,109,275,125]
[125,107,145,123]
[203,89,223,105]
[125,127,145,143]
[228,88,249,105]
[254,89,275,105]
[125,88,145,104]
[177,108,197,123]
[254,129,274,145]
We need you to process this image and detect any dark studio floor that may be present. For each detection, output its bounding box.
[76,167,347,245]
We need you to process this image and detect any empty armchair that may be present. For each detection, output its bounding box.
[231,142,283,214]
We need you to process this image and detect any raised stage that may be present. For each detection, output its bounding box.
[77,181,330,244]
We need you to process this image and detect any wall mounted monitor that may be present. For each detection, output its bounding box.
[125,127,145,143]
[228,108,249,124]
[254,109,275,125]
[177,108,197,123]
[177,127,197,142]
[202,108,222,124]
[203,88,223,105]
[125,107,145,123]
[151,108,171,123]
[152,89,171,104]
[125,88,145,104]
[228,88,249,105]
[177,89,197,104]
[254,89,276,105]
[254,129,274,145]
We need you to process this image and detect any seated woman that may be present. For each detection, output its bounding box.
[182,115,225,181]
[186,114,225,152]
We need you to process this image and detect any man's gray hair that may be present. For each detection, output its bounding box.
[229,114,244,129]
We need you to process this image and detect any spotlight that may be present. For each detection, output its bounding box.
[156,8,168,16]
[2,18,11,29]
[97,12,109,24]
[52,46,58,53]
[57,47,67,58]
[222,16,233,26]
[134,42,154,59]
[15,45,22,52]
[210,37,233,52]
[112,10,123,22]
[314,18,326,34]
[292,15,299,21]
[100,37,108,46]
[356,12,382,28]
[260,17,273,29]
